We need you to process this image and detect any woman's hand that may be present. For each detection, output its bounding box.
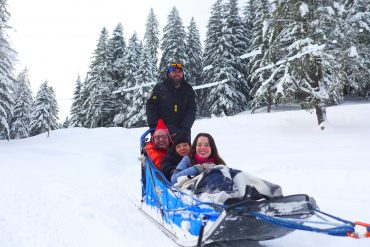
[194,164,205,174]
[202,162,215,170]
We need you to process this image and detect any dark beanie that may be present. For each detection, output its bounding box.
[173,132,190,147]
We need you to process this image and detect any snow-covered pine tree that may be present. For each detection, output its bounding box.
[143,8,160,79]
[243,0,256,42]
[200,0,248,117]
[199,0,224,116]
[224,0,250,97]
[124,46,153,128]
[265,0,343,128]
[79,75,89,127]
[69,75,84,127]
[159,7,189,80]
[62,116,70,128]
[113,33,142,126]
[185,17,203,86]
[107,23,126,126]
[0,0,15,140]
[123,33,142,92]
[10,68,33,139]
[247,0,277,112]
[84,27,115,127]
[340,0,370,99]
[29,81,59,137]
[108,23,126,88]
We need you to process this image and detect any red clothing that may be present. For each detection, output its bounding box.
[194,154,216,164]
[145,142,168,169]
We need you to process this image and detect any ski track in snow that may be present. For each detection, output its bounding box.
[1,103,370,247]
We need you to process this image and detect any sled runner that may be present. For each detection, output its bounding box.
[139,130,370,246]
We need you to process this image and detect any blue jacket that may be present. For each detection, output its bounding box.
[171,156,198,184]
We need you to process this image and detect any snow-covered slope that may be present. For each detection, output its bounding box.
[1,102,369,247]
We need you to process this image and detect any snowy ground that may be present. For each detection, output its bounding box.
[1,101,369,247]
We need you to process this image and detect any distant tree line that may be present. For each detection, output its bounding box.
[0,0,59,140]
[69,0,369,130]
[1,0,369,140]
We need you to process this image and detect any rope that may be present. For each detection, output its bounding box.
[249,211,354,237]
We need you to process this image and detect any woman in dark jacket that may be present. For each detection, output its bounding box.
[160,133,191,181]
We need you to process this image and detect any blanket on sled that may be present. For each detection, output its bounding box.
[175,165,283,204]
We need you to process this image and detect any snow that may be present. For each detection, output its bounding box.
[299,3,309,17]
[349,46,358,57]
[1,101,370,247]
[255,44,326,74]
[193,79,228,90]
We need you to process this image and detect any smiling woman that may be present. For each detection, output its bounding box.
[7,0,214,122]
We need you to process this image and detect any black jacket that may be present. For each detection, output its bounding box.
[160,147,183,181]
[146,78,196,137]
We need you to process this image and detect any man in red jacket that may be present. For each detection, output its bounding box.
[144,119,173,169]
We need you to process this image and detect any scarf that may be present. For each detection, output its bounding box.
[194,154,216,165]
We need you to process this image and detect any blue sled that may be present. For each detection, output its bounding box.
[140,130,318,246]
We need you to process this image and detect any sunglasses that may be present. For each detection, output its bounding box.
[153,134,169,141]
[170,63,182,69]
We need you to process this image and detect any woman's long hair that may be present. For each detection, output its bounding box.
[189,133,226,165]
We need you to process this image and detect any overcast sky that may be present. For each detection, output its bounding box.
[7,0,229,121]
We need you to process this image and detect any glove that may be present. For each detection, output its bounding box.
[202,162,215,170]
[193,164,205,174]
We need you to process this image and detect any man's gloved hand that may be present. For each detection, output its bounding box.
[194,164,205,174]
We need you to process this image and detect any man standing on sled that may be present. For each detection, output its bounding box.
[146,63,196,141]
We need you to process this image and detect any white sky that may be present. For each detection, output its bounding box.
[7,0,217,121]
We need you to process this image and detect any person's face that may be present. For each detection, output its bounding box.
[175,142,191,157]
[168,68,183,86]
[196,136,211,159]
[153,129,170,149]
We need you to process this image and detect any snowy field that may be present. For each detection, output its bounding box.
[1,101,369,247]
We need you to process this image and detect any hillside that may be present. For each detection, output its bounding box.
[1,102,369,247]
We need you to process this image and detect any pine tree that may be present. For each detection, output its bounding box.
[113,33,142,126]
[247,0,276,112]
[199,0,224,116]
[224,0,250,97]
[185,17,203,86]
[79,75,89,127]
[108,23,126,88]
[84,27,115,127]
[200,0,248,117]
[143,8,160,79]
[340,0,370,99]
[243,0,256,43]
[62,116,70,128]
[69,75,84,127]
[0,0,15,140]
[124,46,154,128]
[29,81,59,137]
[123,33,142,90]
[264,0,344,128]
[10,68,33,139]
[159,7,189,80]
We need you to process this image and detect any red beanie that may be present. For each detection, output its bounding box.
[156,119,167,131]
[153,119,173,144]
